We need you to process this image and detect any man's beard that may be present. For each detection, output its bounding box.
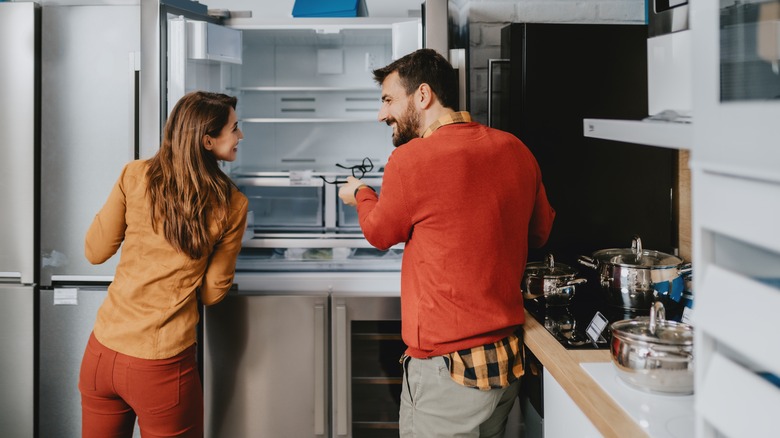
[388,99,420,147]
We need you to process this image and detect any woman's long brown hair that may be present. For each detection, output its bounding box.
[146,91,238,259]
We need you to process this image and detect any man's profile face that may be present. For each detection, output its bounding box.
[378,71,421,147]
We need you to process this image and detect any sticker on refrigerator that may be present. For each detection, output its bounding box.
[54,288,78,306]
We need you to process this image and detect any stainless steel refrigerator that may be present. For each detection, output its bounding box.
[37,1,240,436]
[37,4,140,437]
[0,3,40,437]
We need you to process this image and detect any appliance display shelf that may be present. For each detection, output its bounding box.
[232,86,379,92]
[241,117,377,123]
[583,118,693,150]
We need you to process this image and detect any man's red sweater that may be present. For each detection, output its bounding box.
[355,121,555,358]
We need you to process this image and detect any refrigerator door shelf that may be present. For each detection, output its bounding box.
[187,20,242,64]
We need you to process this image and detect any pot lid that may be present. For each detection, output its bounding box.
[591,236,683,268]
[611,318,694,345]
[525,254,578,277]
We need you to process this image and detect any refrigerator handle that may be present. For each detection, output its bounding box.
[449,48,467,111]
[129,51,141,160]
[335,304,348,436]
[487,59,509,128]
[314,304,326,436]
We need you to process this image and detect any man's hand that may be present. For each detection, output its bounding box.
[338,176,364,207]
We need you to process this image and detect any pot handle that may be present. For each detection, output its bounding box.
[678,262,693,276]
[545,253,555,269]
[577,255,598,270]
[649,301,666,336]
[646,345,694,361]
[555,278,588,291]
[632,235,643,254]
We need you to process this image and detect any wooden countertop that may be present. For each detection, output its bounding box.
[523,310,648,438]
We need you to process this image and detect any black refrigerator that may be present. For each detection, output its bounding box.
[499,23,677,267]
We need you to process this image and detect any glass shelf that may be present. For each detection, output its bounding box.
[241,117,377,123]
[232,86,379,92]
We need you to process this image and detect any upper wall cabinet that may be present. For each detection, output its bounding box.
[692,0,780,183]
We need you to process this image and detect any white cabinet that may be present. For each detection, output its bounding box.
[582,2,780,436]
[689,1,780,437]
[543,371,600,438]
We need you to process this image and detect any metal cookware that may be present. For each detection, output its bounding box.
[610,302,694,394]
[578,236,692,310]
[523,254,587,306]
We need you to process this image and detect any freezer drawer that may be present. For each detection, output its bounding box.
[204,292,329,438]
[0,285,34,438]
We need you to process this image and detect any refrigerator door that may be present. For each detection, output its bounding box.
[39,286,142,438]
[204,289,329,438]
[167,17,242,116]
[0,2,39,286]
[40,5,140,286]
[501,23,676,264]
[0,284,35,437]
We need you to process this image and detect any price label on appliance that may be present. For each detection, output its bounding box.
[289,170,313,186]
[586,311,609,344]
[53,288,78,306]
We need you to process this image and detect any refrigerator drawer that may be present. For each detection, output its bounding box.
[337,177,381,230]
[0,285,34,438]
[241,184,325,230]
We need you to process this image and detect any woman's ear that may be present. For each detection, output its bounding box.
[202,135,214,151]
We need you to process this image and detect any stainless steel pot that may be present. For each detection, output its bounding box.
[610,302,694,394]
[523,254,587,306]
[578,236,692,310]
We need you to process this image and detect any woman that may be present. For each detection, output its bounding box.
[79,91,248,438]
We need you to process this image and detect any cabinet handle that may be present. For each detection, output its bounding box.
[314,304,325,435]
[487,58,509,128]
[335,304,348,436]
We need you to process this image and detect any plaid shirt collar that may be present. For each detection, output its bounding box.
[421,111,472,138]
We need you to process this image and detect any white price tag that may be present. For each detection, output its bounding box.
[53,288,78,306]
[586,311,609,344]
[682,306,694,325]
[289,170,313,186]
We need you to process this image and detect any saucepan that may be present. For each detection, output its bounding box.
[522,254,587,306]
[577,236,692,310]
[610,301,694,394]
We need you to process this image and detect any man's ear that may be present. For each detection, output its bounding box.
[202,135,214,151]
[417,83,434,109]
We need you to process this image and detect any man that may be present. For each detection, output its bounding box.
[338,48,555,437]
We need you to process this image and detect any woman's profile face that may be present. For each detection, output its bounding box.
[204,107,243,162]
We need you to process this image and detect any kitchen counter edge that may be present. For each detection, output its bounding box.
[523,309,648,438]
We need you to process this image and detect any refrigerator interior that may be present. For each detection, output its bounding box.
[500,23,678,267]
[224,26,399,175]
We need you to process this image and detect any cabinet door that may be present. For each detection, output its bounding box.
[204,293,329,438]
[543,371,600,438]
[331,294,403,438]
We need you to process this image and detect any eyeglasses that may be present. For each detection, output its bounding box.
[319,157,375,185]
